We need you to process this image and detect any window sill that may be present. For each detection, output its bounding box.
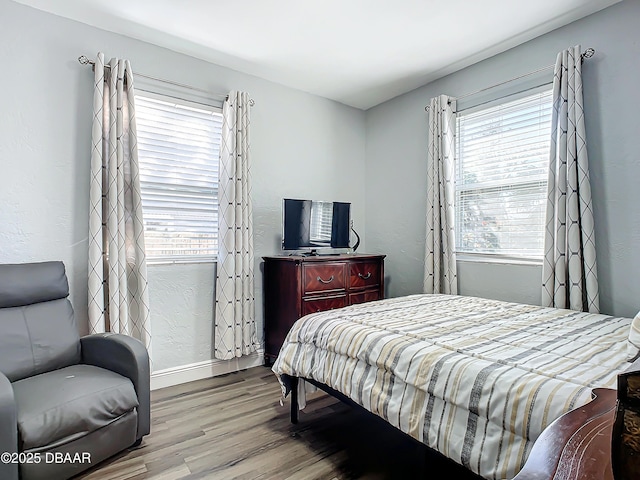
[455,253,542,267]
[147,258,217,266]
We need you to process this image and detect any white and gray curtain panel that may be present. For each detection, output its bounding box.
[214,91,259,360]
[424,95,458,295]
[88,52,152,351]
[542,45,599,313]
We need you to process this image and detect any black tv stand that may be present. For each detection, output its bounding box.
[293,250,345,257]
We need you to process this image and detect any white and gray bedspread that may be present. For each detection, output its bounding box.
[272,294,631,480]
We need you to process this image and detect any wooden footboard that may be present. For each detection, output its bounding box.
[512,388,616,479]
[514,357,640,480]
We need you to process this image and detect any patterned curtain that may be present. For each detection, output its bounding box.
[214,91,259,360]
[424,95,458,295]
[542,45,599,313]
[88,52,152,352]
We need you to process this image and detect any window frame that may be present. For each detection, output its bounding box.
[453,85,553,265]
[134,88,223,265]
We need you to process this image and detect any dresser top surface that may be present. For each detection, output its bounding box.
[263,253,385,262]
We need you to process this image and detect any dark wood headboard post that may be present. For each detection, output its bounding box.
[612,357,640,480]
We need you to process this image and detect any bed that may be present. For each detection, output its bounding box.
[271,294,638,480]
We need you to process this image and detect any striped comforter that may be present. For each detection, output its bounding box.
[272,294,631,480]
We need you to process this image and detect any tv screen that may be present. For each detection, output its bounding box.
[282,198,351,251]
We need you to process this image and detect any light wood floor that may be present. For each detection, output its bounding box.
[77,367,481,480]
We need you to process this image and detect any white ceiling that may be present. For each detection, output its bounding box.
[14,0,620,110]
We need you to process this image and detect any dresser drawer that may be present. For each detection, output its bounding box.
[349,290,381,305]
[302,294,348,316]
[349,260,381,289]
[303,262,346,294]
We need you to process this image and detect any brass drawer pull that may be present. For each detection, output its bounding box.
[358,272,372,280]
[317,275,334,284]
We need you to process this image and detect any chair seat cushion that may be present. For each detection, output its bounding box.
[11,364,138,450]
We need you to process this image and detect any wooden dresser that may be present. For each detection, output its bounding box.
[262,253,385,365]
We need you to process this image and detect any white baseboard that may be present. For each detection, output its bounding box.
[150,350,265,390]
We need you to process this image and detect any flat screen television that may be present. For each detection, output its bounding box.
[282,198,351,251]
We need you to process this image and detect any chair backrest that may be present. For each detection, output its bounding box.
[0,261,81,382]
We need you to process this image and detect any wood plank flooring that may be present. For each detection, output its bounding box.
[76,367,482,480]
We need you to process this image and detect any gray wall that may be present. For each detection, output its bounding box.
[0,0,366,371]
[365,0,640,318]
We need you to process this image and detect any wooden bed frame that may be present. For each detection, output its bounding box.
[287,357,640,480]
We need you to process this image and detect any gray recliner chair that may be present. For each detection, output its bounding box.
[0,261,150,480]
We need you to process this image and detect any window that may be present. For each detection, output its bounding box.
[455,89,552,261]
[135,93,222,263]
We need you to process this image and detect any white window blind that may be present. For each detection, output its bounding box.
[135,94,222,262]
[455,89,552,260]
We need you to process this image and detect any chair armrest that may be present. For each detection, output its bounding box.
[80,333,150,439]
[0,372,18,480]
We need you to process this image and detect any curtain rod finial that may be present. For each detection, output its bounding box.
[582,48,595,59]
[78,55,91,65]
